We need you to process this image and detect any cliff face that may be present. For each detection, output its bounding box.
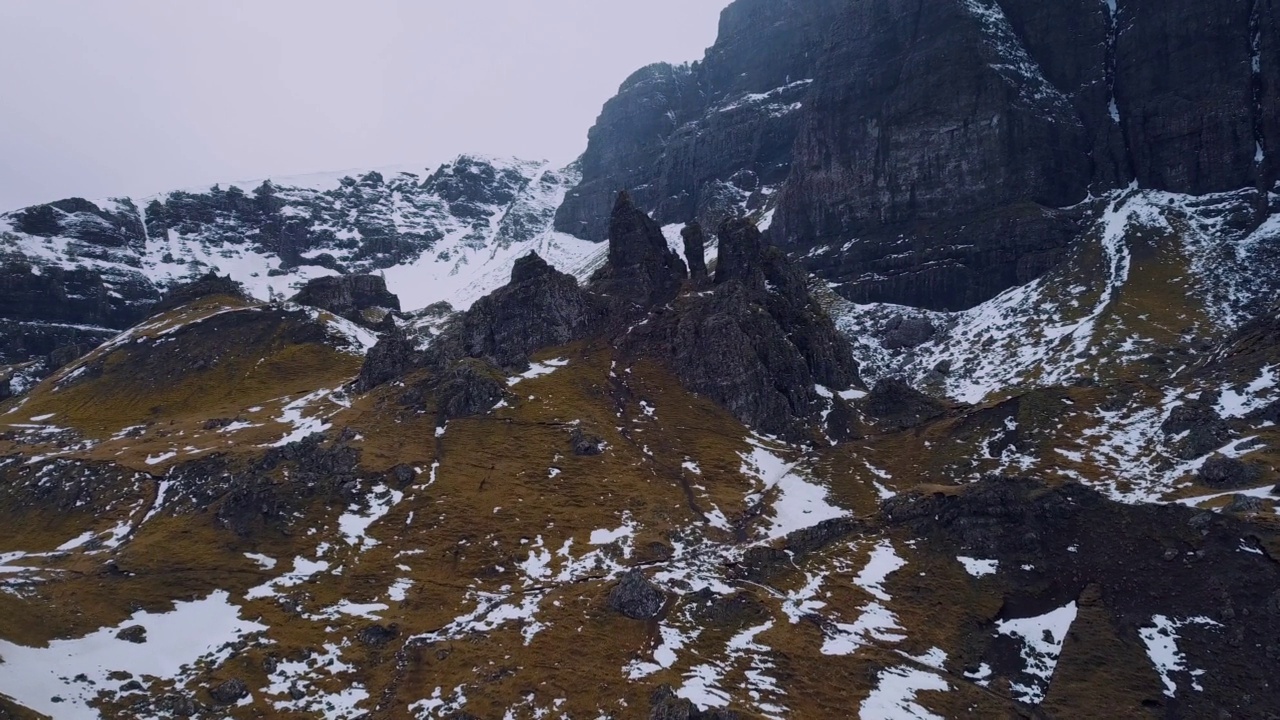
[552,0,847,242]
[560,0,1280,310]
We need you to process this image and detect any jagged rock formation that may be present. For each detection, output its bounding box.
[561,0,1280,311]
[358,197,858,441]
[429,251,601,372]
[289,274,401,327]
[622,217,860,440]
[680,222,708,281]
[589,192,687,312]
[4,4,1280,715]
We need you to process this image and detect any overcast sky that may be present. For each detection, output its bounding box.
[0,1,729,212]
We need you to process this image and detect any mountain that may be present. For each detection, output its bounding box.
[1,0,1280,718]
[0,156,603,393]
[0,186,1277,719]
[557,0,1280,311]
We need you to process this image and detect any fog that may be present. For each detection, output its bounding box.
[0,0,729,210]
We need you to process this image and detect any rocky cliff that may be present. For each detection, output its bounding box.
[560,0,1280,311]
[0,156,604,384]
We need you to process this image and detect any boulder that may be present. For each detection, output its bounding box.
[569,427,605,456]
[608,569,666,620]
[882,315,937,350]
[157,693,199,717]
[115,625,147,644]
[1224,494,1265,514]
[1162,402,1232,460]
[353,325,421,393]
[1198,456,1264,488]
[208,678,249,706]
[432,359,507,423]
[357,623,400,647]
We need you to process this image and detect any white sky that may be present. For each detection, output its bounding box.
[0,1,729,211]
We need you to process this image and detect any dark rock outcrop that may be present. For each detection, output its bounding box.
[0,261,155,367]
[590,192,687,312]
[15,198,147,249]
[431,251,601,372]
[883,476,1280,718]
[355,250,601,422]
[289,274,401,326]
[151,272,248,316]
[207,678,249,706]
[621,218,859,440]
[569,427,604,456]
[47,343,88,371]
[649,684,742,720]
[357,623,400,647]
[681,222,708,281]
[1198,455,1264,488]
[353,325,421,394]
[863,378,948,430]
[1224,493,1265,513]
[431,359,507,423]
[737,517,863,582]
[156,694,199,717]
[1161,401,1231,460]
[608,569,666,620]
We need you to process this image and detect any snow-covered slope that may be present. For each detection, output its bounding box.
[0,155,601,314]
[833,187,1280,405]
